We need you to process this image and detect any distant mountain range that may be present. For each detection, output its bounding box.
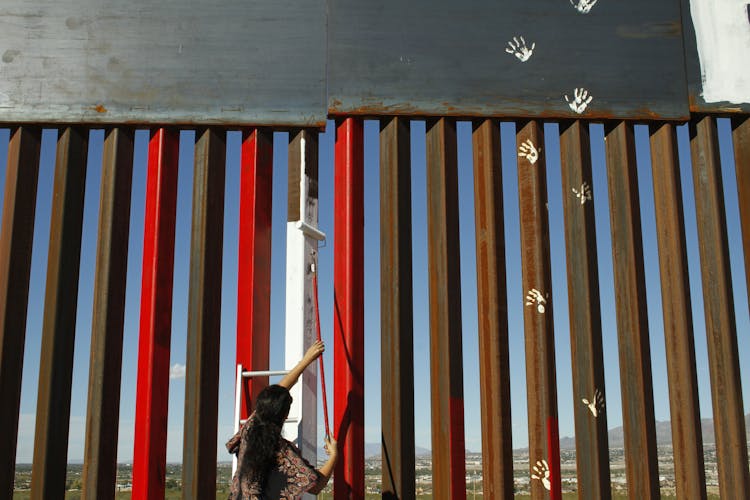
[351,413,750,457]
[559,412,750,450]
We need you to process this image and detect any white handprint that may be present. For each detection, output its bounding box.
[518,139,542,165]
[531,459,551,490]
[570,0,598,14]
[525,288,548,314]
[565,87,593,114]
[572,182,592,205]
[505,36,535,62]
[581,388,605,417]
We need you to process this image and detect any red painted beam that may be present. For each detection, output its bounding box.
[132,128,180,500]
[333,118,365,498]
[236,129,274,420]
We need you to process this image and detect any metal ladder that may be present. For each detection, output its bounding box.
[231,365,293,476]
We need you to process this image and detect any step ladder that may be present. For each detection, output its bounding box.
[232,365,293,476]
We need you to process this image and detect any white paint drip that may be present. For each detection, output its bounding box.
[689,0,750,104]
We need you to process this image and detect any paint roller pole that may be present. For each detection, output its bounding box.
[311,265,331,438]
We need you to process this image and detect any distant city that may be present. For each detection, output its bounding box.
[12,415,749,498]
[10,443,735,498]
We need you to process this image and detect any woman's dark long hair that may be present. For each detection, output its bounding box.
[245,385,292,484]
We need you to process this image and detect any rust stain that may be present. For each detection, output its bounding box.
[93,104,108,113]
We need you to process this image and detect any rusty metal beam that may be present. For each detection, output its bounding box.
[236,129,274,419]
[182,128,226,499]
[648,122,706,500]
[558,120,610,500]
[471,118,513,499]
[425,117,466,499]
[732,116,750,311]
[30,127,89,499]
[380,117,416,499]
[82,128,135,500]
[0,126,41,499]
[516,120,561,500]
[689,115,750,498]
[603,121,659,499]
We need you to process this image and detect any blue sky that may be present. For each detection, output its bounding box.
[2,118,748,464]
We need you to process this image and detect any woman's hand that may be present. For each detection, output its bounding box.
[310,434,339,493]
[279,340,325,389]
[323,435,338,460]
[303,340,325,365]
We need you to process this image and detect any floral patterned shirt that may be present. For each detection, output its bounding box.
[226,416,324,499]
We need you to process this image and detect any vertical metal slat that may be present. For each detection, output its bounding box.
[333,118,365,498]
[471,118,513,499]
[648,122,707,500]
[604,120,659,499]
[516,120,561,500]
[689,116,750,498]
[732,116,750,310]
[380,117,416,499]
[558,120,610,499]
[82,127,135,500]
[132,128,180,500]
[425,117,466,499]
[30,127,89,499]
[182,128,226,499]
[0,126,41,499]
[236,129,274,420]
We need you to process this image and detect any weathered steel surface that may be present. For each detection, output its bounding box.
[379,117,416,499]
[31,127,89,499]
[82,127,135,500]
[236,129,273,420]
[603,121,659,499]
[732,117,750,310]
[558,120,610,500]
[0,1,326,126]
[648,122,706,500]
[182,128,226,499]
[333,118,365,498]
[689,116,750,498]
[471,119,513,499]
[0,126,41,499]
[516,121,561,500]
[425,118,466,499]
[680,0,750,113]
[132,128,179,500]
[328,0,688,119]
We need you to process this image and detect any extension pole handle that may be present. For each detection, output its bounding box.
[312,268,331,438]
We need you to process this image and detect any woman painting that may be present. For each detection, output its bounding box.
[226,340,338,499]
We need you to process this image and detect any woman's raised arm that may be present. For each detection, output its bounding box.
[278,340,324,390]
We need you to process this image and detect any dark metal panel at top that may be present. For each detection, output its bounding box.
[0,0,326,126]
[328,0,689,120]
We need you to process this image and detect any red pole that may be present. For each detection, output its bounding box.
[312,271,331,438]
[236,129,274,420]
[333,118,365,498]
[132,128,179,500]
